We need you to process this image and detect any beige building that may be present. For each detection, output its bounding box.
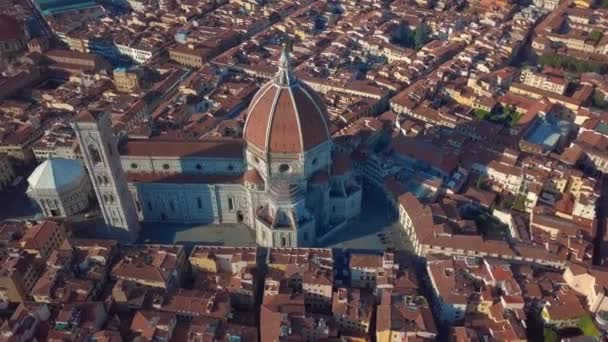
[169,47,207,68]
[563,264,608,314]
[520,68,568,96]
[113,68,142,93]
[0,249,41,303]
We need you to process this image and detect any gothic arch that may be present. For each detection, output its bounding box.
[88,144,102,164]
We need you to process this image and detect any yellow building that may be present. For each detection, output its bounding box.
[450,87,497,112]
[189,251,218,273]
[113,68,141,93]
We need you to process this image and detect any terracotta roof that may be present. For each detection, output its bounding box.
[120,138,244,159]
[21,220,62,251]
[349,253,382,269]
[126,172,243,184]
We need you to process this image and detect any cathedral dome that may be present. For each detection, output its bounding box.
[243,48,330,154]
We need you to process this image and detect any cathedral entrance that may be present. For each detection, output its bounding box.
[236,211,244,223]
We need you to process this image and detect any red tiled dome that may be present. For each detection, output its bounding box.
[243,49,330,154]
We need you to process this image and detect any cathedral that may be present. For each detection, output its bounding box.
[72,49,362,247]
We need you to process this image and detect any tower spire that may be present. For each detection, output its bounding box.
[274,43,295,86]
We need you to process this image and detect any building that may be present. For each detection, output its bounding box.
[0,15,26,55]
[34,0,98,15]
[0,249,41,303]
[520,68,568,96]
[0,303,52,341]
[27,158,93,217]
[332,287,374,334]
[48,302,107,339]
[113,68,142,93]
[0,153,15,191]
[73,47,362,246]
[130,310,177,342]
[349,252,395,289]
[72,110,141,240]
[376,291,438,342]
[17,220,67,259]
[112,245,186,289]
[44,49,112,74]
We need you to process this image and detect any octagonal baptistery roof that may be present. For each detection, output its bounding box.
[28,158,86,192]
[243,48,330,154]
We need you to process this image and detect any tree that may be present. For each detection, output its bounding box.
[391,23,413,48]
[592,90,608,110]
[474,108,490,120]
[539,53,606,74]
[589,30,603,43]
[414,23,430,50]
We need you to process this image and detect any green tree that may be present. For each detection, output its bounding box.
[592,90,608,109]
[544,328,558,342]
[474,108,490,120]
[589,30,603,43]
[578,314,600,337]
[414,23,430,50]
[539,53,606,74]
[391,23,413,48]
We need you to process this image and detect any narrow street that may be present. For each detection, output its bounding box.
[594,174,607,266]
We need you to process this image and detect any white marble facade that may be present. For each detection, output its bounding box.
[75,49,362,247]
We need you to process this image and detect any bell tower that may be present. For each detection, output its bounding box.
[72,109,140,241]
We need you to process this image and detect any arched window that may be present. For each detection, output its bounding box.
[103,176,109,185]
[281,236,287,247]
[228,198,234,211]
[88,145,102,164]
